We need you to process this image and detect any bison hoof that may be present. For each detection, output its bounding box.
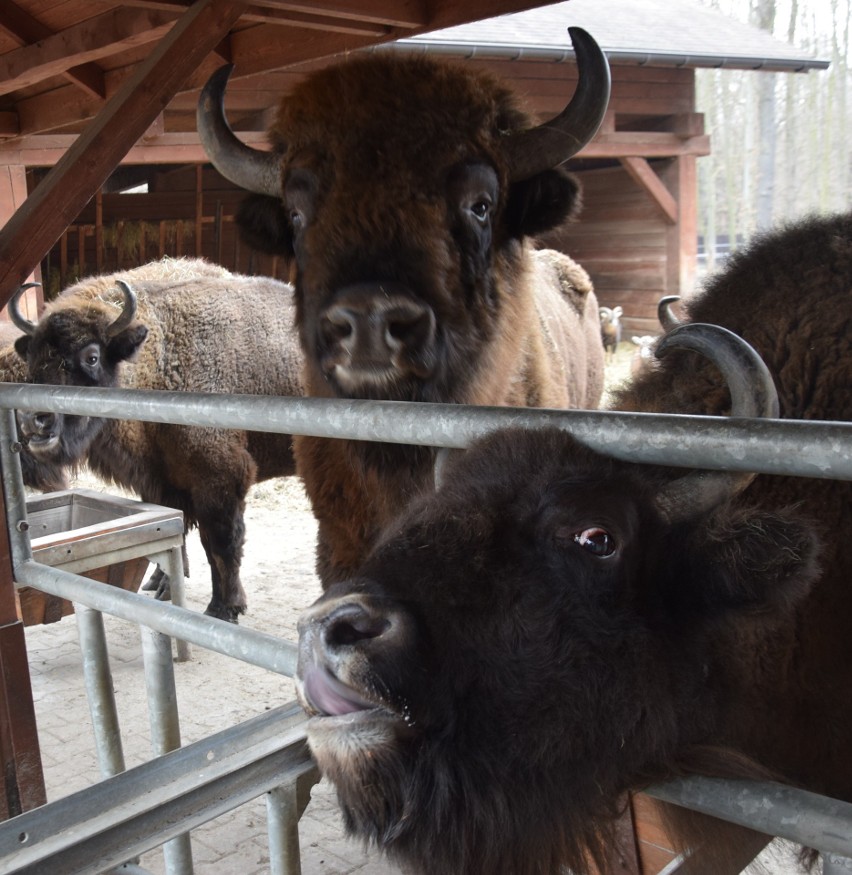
[204,603,243,624]
[144,567,172,601]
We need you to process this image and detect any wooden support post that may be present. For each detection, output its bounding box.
[0,165,41,318]
[0,485,45,819]
[195,165,203,258]
[0,0,247,308]
[95,190,103,273]
[661,155,698,297]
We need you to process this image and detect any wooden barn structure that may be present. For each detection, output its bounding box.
[0,0,826,332]
[0,2,840,873]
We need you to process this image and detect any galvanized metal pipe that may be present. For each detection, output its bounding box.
[824,855,852,874]
[1,383,851,481]
[75,604,126,779]
[266,784,302,875]
[647,776,852,858]
[147,545,191,662]
[14,560,298,677]
[140,625,193,874]
[0,408,33,569]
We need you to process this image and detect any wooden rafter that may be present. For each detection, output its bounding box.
[0,0,248,301]
[0,8,181,97]
[620,156,679,224]
[0,0,106,99]
[120,0,427,28]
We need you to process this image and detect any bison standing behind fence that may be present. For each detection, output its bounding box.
[11,258,303,622]
[198,27,609,586]
[293,210,852,875]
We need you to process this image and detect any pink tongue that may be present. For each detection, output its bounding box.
[304,665,375,716]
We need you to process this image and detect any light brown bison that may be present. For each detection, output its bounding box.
[11,258,303,622]
[293,211,852,875]
[197,28,609,585]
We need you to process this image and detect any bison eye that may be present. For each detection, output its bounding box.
[79,343,101,370]
[469,199,491,224]
[573,527,616,558]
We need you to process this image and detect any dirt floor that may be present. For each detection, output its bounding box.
[21,339,807,874]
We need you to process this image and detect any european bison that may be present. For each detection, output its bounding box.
[0,341,68,493]
[197,28,609,584]
[294,210,852,875]
[11,258,303,622]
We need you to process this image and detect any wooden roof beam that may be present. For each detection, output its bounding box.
[121,0,425,28]
[0,0,247,301]
[0,8,181,97]
[0,0,106,99]
[620,156,678,224]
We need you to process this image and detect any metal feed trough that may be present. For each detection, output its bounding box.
[0,382,851,875]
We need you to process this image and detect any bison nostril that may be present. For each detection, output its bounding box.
[385,307,435,352]
[322,307,356,343]
[324,603,391,648]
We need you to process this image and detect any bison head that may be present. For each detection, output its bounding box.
[294,326,820,875]
[11,281,148,464]
[198,28,609,403]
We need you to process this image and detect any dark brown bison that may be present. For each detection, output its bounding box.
[11,258,303,622]
[293,210,852,875]
[0,340,68,493]
[197,28,609,585]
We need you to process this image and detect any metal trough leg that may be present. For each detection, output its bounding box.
[141,624,193,874]
[148,546,190,663]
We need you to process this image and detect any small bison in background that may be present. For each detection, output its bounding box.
[11,258,303,622]
[198,27,610,585]
[294,210,852,875]
[599,304,623,360]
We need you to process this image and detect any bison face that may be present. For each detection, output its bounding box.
[12,283,147,464]
[198,29,609,405]
[295,427,819,875]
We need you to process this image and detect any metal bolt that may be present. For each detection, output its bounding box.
[9,441,22,454]
[15,520,29,533]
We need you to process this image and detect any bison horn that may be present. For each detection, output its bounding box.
[653,322,779,523]
[657,295,683,332]
[107,280,138,337]
[8,283,40,336]
[505,28,611,182]
[197,65,283,199]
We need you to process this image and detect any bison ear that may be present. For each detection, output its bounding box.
[13,335,30,360]
[669,507,820,620]
[106,324,148,363]
[235,194,294,257]
[505,168,582,239]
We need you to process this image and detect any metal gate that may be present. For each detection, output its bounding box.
[0,381,850,874]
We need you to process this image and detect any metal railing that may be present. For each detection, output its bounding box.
[0,382,850,874]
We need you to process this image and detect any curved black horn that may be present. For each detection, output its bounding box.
[106,281,138,338]
[657,295,683,332]
[505,28,611,182]
[654,322,779,524]
[8,283,40,336]
[197,64,282,198]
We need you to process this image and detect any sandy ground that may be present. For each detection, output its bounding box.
[20,340,810,874]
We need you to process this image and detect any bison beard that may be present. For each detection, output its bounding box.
[295,211,852,875]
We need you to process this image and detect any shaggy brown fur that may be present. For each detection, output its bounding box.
[293,211,852,875]
[14,258,303,621]
[230,52,605,584]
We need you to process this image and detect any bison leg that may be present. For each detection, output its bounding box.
[197,502,248,623]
